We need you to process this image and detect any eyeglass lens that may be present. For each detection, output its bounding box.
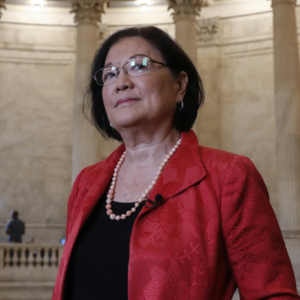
[95,57,151,86]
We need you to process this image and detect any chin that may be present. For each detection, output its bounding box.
[114,118,143,130]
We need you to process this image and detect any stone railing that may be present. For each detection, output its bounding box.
[0,243,63,300]
[0,243,63,271]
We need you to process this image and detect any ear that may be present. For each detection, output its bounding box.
[175,71,188,104]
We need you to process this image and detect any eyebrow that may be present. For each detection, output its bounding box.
[104,54,148,68]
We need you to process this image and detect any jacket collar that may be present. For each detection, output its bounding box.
[144,130,206,208]
[80,130,206,219]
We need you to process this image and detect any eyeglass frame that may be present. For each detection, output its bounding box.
[93,56,169,87]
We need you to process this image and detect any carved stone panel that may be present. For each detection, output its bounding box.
[197,17,219,42]
[167,0,203,20]
[70,0,105,25]
[0,0,6,19]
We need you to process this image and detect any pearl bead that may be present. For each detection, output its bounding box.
[106,139,181,221]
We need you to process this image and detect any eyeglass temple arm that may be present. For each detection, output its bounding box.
[150,59,168,67]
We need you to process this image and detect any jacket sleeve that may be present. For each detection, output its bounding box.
[221,155,299,299]
[65,168,86,241]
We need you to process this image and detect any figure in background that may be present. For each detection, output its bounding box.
[5,210,25,243]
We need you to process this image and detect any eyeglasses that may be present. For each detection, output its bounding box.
[93,56,168,87]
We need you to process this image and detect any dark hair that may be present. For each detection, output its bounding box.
[84,26,205,141]
[12,210,19,219]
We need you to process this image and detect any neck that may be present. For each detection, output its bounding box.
[119,127,181,166]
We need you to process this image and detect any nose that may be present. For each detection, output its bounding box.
[115,67,133,91]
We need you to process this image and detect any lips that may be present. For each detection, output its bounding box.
[116,97,140,107]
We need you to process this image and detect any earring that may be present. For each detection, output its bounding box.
[110,122,114,128]
[178,101,184,111]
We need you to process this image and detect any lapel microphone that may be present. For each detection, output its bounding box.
[145,194,163,209]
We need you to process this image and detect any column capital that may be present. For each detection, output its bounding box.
[99,23,108,41]
[0,0,6,19]
[197,17,219,42]
[167,0,203,21]
[70,0,105,25]
[271,0,296,7]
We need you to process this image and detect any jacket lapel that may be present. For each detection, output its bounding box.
[70,144,125,238]
[144,130,206,209]
[57,144,125,299]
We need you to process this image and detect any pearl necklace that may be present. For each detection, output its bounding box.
[106,138,181,221]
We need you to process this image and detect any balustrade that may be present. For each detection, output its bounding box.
[0,243,63,269]
[0,242,63,288]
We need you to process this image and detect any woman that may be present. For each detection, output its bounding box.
[52,26,299,299]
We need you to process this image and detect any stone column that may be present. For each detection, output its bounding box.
[195,17,220,149]
[0,0,6,19]
[167,0,202,65]
[71,0,105,182]
[272,0,300,233]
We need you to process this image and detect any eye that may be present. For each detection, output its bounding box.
[102,69,117,82]
[129,63,147,71]
[128,58,150,72]
[132,64,147,71]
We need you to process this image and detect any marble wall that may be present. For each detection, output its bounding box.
[0,7,76,243]
[218,12,279,213]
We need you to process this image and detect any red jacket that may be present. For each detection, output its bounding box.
[52,130,299,300]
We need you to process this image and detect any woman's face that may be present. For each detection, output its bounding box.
[102,37,187,133]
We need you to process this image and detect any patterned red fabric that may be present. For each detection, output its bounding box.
[52,130,300,300]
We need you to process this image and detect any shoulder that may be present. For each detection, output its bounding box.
[199,145,256,175]
[75,143,125,191]
[197,146,265,196]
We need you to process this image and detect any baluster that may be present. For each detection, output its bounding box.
[41,248,45,268]
[0,247,4,269]
[43,247,50,269]
[54,248,59,267]
[19,247,26,267]
[16,248,22,267]
[24,248,30,267]
[11,247,18,268]
[35,247,42,268]
[3,248,8,268]
[48,248,53,268]
[58,247,63,267]
[27,247,35,268]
